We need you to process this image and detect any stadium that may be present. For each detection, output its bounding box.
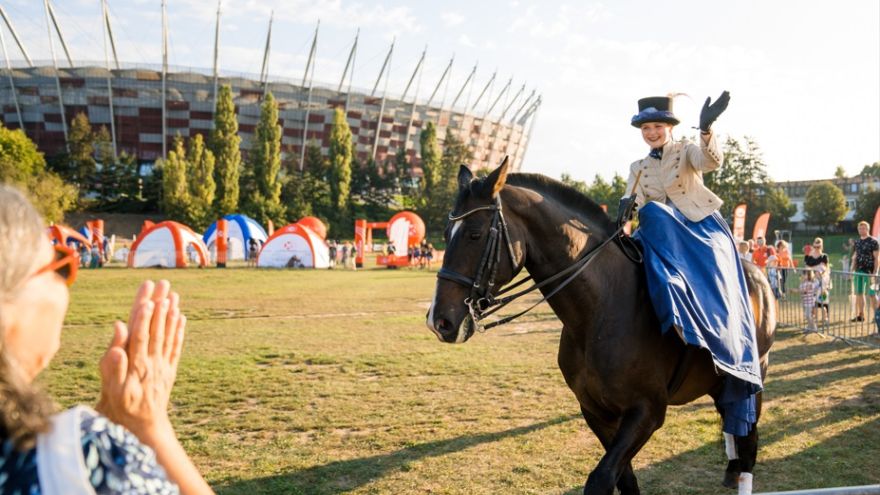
[0,2,540,172]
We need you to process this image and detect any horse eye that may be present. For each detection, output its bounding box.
[469,231,481,240]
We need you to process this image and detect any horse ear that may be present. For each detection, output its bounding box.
[458,165,473,191]
[487,156,510,198]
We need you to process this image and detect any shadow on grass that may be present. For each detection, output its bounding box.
[554,340,878,495]
[215,413,580,495]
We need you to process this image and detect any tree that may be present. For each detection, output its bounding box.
[854,189,880,225]
[327,108,353,214]
[859,161,880,178]
[242,93,285,226]
[393,147,419,209]
[0,123,76,222]
[67,112,97,193]
[804,181,847,230]
[93,126,117,203]
[186,133,216,230]
[281,140,331,228]
[210,84,241,215]
[414,128,473,234]
[834,165,847,179]
[159,135,189,220]
[419,122,441,194]
[703,135,795,229]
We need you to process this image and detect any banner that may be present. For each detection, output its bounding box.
[752,212,770,241]
[732,204,747,240]
[872,207,880,238]
[354,219,367,268]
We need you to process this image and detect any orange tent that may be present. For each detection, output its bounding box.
[47,224,91,248]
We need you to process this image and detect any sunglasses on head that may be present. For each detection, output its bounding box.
[34,244,79,286]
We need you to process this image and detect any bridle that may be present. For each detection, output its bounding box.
[436,194,635,331]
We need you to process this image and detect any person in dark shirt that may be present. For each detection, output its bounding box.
[850,221,880,322]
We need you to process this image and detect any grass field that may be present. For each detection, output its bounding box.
[42,263,879,494]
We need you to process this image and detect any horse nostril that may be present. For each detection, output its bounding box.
[435,318,451,333]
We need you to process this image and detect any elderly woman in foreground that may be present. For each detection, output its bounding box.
[0,184,212,494]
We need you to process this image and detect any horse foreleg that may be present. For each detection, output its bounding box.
[733,391,763,495]
[583,403,663,495]
[717,392,763,494]
[580,407,640,495]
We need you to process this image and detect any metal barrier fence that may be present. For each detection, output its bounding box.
[774,268,880,348]
[755,485,880,495]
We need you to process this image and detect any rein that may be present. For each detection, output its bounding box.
[437,195,632,331]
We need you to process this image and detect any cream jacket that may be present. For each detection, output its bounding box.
[623,132,723,222]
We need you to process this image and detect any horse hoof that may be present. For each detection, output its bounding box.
[722,470,740,489]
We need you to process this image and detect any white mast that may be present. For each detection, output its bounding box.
[101,0,117,159]
[299,20,319,171]
[161,0,168,157]
[0,26,23,129]
[44,0,68,149]
[212,0,221,120]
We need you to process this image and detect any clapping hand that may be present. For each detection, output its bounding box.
[97,280,185,440]
[699,90,731,132]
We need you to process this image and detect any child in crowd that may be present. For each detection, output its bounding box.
[797,270,820,331]
[767,255,781,299]
[813,264,831,325]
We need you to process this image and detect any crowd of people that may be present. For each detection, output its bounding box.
[736,222,880,331]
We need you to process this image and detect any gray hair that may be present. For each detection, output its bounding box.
[0,183,54,450]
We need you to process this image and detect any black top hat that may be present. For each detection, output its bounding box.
[630,96,680,128]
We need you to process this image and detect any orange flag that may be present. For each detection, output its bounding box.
[752,212,770,241]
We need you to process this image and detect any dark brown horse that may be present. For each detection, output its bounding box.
[426,161,775,495]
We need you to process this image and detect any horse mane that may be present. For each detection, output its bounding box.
[504,173,615,236]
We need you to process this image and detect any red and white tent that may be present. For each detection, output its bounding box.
[257,223,330,268]
[128,221,209,268]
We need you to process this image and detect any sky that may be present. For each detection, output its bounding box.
[1,0,878,184]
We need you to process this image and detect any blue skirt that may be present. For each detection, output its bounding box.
[634,201,763,436]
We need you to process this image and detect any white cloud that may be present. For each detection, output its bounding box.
[441,11,464,27]
[458,34,475,48]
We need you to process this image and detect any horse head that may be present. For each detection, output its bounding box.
[426,158,525,343]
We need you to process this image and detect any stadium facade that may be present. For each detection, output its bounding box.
[0,3,540,173]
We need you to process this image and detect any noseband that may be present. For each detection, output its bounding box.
[437,195,633,331]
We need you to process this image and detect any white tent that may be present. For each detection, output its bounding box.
[203,214,268,260]
[257,223,330,268]
[128,221,209,268]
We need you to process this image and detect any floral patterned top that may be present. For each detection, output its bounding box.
[0,409,178,494]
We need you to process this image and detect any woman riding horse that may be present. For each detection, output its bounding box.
[619,92,763,492]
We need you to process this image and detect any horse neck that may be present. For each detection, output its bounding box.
[503,188,628,318]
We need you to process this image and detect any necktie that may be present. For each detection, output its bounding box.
[649,148,663,159]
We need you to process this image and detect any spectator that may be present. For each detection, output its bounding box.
[797,270,819,331]
[850,221,879,322]
[775,240,794,298]
[767,255,781,299]
[750,236,776,270]
[737,240,752,262]
[425,243,435,270]
[0,185,212,494]
[340,242,349,268]
[841,238,854,272]
[804,237,829,272]
[90,243,101,269]
[328,241,337,269]
[79,244,92,269]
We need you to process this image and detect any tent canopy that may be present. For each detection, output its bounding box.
[129,221,209,268]
[257,223,329,268]
[48,225,91,248]
[203,214,268,260]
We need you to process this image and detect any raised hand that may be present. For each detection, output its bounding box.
[97,280,186,439]
[699,90,731,132]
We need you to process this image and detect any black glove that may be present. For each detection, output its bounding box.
[699,90,731,132]
[616,196,636,228]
